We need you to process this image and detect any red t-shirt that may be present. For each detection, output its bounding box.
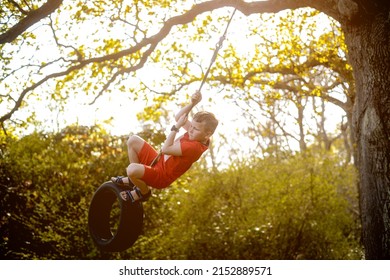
[141,132,208,189]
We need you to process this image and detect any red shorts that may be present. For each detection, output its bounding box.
[138,141,171,189]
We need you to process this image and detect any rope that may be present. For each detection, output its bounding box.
[150,9,237,167]
[198,8,237,91]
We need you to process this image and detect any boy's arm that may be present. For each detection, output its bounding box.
[161,114,187,156]
[164,91,202,155]
[175,91,202,131]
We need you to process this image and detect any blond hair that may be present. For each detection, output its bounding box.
[193,111,218,135]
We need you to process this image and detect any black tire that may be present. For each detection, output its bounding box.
[88,181,144,252]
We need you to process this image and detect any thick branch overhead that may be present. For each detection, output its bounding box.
[0,0,63,44]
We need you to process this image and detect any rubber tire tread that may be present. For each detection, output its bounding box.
[88,181,143,252]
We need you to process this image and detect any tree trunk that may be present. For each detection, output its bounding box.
[343,12,390,259]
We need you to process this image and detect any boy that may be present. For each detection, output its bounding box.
[111,91,218,203]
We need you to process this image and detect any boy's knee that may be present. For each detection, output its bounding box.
[127,135,136,146]
[126,163,134,176]
[127,135,142,148]
[127,163,140,177]
[127,135,141,149]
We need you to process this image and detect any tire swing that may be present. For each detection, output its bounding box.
[88,8,236,252]
[88,181,143,252]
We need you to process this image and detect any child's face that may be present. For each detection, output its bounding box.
[188,120,210,142]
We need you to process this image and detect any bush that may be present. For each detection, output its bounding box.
[145,150,362,259]
[0,126,128,259]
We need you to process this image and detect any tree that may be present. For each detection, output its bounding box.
[217,10,354,158]
[1,0,389,259]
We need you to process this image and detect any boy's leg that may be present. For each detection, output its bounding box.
[119,163,151,202]
[112,135,150,185]
[127,135,146,164]
[113,135,155,202]
[126,135,156,195]
[126,163,148,192]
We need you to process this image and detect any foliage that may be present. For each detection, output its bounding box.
[1,126,362,259]
[0,125,128,259]
[129,150,362,260]
[216,9,354,158]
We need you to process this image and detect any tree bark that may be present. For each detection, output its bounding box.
[342,10,390,259]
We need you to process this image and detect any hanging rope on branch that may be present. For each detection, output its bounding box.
[198,8,237,92]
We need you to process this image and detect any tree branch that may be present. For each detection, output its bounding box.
[0,0,63,44]
[195,0,341,22]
